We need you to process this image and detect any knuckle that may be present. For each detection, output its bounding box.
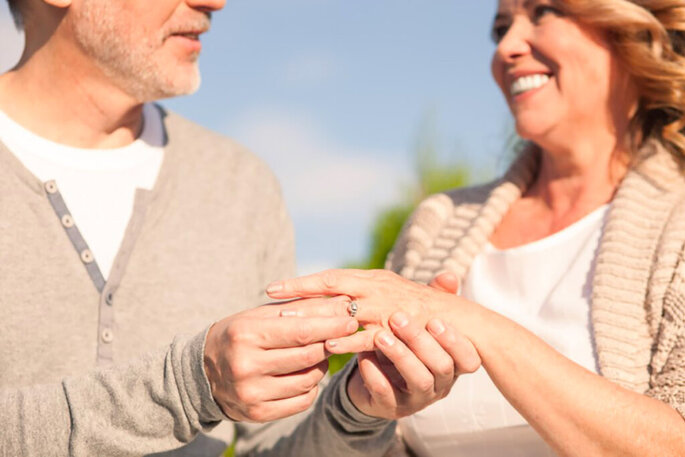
[301,376,319,395]
[229,357,255,380]
[367,380,391,398]
[225,320,249,345]
[294,322,314,346]
[321,270,339,289]
[436,359,454,378]
[245,404,268,423]
[460,357,481,374]
[233,383,259,406]
[415,377,435,395]
[301,346,322,367]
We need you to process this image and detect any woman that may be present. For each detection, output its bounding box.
[266,0,685,455]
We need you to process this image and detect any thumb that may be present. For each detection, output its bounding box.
[428,271,460,294]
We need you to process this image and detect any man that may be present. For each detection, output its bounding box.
[0,0,479,456]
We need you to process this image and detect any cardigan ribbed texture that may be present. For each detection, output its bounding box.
[387,140,685,416]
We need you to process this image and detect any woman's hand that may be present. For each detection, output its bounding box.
[266,268,463,330]
[347,312,480,419]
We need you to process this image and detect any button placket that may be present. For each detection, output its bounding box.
[101,328,114,344]
[61,214,74,228]
[45,180,58,194]
[80,249,94,264]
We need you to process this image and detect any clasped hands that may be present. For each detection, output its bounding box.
[204,269,480,423]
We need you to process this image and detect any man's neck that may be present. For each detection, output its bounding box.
[0,41,145,149]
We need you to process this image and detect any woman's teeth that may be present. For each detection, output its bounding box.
[510,74,550,96]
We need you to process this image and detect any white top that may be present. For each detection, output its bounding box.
[0,104,165,279]
[399,204,609,457]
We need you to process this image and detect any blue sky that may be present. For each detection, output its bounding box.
[0,1,512,274]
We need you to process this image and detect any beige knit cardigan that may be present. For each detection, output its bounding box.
[387,140,685,416]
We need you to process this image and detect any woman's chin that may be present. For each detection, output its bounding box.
[514,122,552,144]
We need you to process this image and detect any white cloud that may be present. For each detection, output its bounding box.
[228,108,413,272]
[284,54,338,85]
[0,8,24,72]
[230,108,410,220]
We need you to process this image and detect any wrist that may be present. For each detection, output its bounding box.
[435,296,487,343]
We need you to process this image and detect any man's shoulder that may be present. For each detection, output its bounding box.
[158,106,279,187]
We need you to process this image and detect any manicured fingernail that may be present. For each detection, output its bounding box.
[427,318,445,335]
[280,310,298,317]
[391,312,409,328]
[378,331,395,346]
[266,282,283,294]
[346,319,359,333]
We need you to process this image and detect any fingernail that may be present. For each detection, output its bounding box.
[378,331,395,346]
[391,312,409,328]
[280,310,298,317]
[327,340,338,348]
[346,319,359,333]
[266,282,283,294]
[427,318,445,335]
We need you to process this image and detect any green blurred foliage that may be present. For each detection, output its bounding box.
[225,118,476,457]
[329,116,472,374]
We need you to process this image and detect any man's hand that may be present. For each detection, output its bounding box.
[203,296,358,423]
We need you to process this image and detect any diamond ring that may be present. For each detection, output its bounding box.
[348,301,359,318]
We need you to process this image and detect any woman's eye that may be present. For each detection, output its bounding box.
[491,24,510,43]
[532,5,563,22]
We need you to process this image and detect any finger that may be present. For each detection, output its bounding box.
[241,384,320,423]
[325,324,381,354]
[428,271,460,295]
[389,312,455,395]
[357,351,397,412]
[266,268,379,300]
[277,295,352,318]
[235,360,328,406]
[251,296,349,318]
[426,318,481,375]
[374,329,434,397]
[261,342,329,375]
[243,316,359,349]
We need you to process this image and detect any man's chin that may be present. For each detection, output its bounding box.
[134,68,202,102]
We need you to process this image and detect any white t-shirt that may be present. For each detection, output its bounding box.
[0,103,164,279]
[399,204,609,457]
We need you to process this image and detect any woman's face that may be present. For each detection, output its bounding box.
[491,0,634,145]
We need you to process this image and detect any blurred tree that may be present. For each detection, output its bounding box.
[224,119,476,457]
[329,116,472,374]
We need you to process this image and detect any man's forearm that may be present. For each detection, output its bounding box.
[235,360,396,457]
[0,329,223,457]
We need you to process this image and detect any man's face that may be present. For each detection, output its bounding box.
[69,0,225,102]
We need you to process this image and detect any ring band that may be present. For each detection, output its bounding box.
[348,301,359,317]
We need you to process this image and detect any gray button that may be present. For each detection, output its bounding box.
[44,180,58,194]
[105,292,114,306]
[80,249,94,264]
[61,214,74,228]
[101,328,114,344]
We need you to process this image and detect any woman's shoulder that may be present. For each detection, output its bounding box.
[385,179,502,274]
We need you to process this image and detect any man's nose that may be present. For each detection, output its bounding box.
[186,0,226,13]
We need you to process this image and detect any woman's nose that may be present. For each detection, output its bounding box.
[495,19,532,64]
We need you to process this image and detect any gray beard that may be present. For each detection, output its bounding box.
[72,1,201,102]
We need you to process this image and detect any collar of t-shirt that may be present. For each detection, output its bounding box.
[0,103,165,279]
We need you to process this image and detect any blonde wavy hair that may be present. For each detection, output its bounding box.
[553,0,685,165]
